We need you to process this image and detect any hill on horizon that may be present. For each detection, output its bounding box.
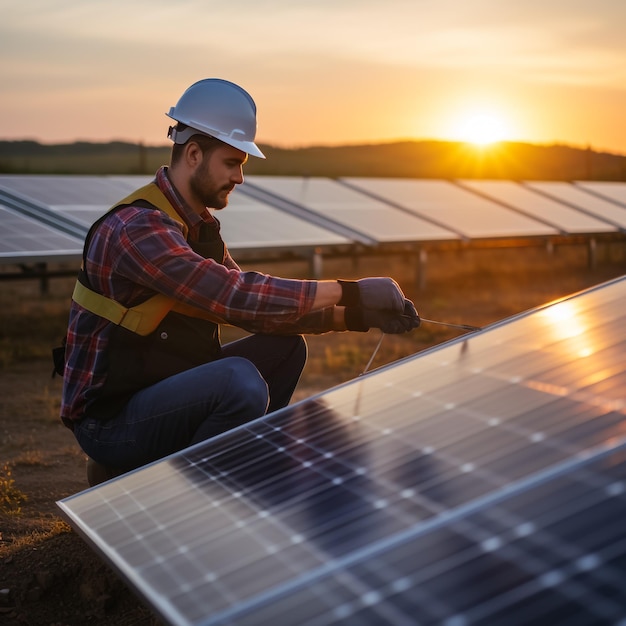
[0,138,625,181]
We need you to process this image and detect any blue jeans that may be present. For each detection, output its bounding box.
[74,334,307,471]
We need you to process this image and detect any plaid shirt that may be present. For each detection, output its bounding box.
[61,167,332,423]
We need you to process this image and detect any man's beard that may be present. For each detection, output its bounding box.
[190,167,233,210]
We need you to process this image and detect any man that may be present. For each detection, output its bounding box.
[59,78,420,485]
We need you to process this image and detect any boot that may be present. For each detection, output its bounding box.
[86,457,125,487]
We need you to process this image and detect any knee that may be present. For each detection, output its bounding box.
[293,334,307,360]
[283,334,308,368]
[224,357,269,414]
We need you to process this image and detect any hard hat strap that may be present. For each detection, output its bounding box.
[167,125,215,145]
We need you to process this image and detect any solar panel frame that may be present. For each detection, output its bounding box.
[58,276,626,625]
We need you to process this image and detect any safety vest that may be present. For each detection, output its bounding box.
[72,183,223,335]
[77,183,225,420]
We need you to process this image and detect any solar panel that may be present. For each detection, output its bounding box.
[111,176,350,251]
[575,181,626,209]
[58,276,626,625]
[0,175,137,207]
[247,176,460,243]
[344,178,557,239]
[524,181,626,230]
[461,180,616,234]
[0,204,82,264]
[212,189,349,251]
[44,177,155,228]
[0,175,348,251]
[0,175,147,233]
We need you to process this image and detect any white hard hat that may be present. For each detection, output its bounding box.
[166,78,265,159]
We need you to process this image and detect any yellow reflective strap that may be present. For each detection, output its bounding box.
[116,183,189,239]
[72,280,178,336]
[119,294,178,335]
[72,280,129,327]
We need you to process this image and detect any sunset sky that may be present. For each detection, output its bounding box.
[2,0,626,154]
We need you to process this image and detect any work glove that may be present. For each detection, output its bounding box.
[338,277,405,313]
[345,299,421,334]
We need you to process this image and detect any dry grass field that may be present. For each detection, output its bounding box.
[0,241,624,625]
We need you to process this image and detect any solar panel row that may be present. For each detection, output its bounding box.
[0,204,82,264]
[0,176,624,266]
[58,276,626,626]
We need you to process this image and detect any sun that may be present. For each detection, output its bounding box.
[454,111,511,146]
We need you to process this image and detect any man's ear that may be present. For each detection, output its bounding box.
[184,141,204,168]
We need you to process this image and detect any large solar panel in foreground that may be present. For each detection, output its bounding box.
[59,276,626,625]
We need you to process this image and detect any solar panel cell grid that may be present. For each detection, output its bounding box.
[214,190,348,249]
[247,176,459,243]
[343,177,557,238]
[0,204,82,262]
[525,181,626,229]
[249,448,624,626]
[0,175,136,206]
[58,277,626,625]
[461,180,615,234]
[575,182,626,208]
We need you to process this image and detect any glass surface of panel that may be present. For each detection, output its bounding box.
[345,178,558,238]
[59,277,626,626]
[462,180,615,233]
[0,204,82,262]
[575,181,626,207]
[525,181,626,228]
[247,176,460,243]
[0,175,139,206]
[213,190,348,248]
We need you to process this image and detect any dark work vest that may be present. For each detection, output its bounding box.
[83,191,226,420]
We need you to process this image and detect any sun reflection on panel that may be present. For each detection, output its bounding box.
[540,301,595,359]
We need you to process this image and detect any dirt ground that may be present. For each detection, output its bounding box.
[1,242,624,625]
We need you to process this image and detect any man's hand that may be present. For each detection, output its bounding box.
[338,277,405,313]
[345,299,421,334]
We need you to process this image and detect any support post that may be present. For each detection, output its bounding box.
[588,238,597,269]
[417,248,428,291]
[310,247,323,279]
[37,263,49,295]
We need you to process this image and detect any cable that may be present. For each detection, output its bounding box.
[420,318,482,332]
[359,317,481,376]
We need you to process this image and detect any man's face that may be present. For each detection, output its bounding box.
[189,143,248,210]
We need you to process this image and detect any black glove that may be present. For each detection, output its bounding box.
[338,277,405,313]
[345,299,421,334]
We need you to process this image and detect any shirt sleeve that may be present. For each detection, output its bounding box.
[87,207,321,333]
